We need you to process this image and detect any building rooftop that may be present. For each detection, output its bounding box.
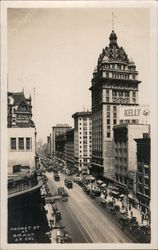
[72,111,92,118]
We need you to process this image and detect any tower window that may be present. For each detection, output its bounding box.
[113,119,117,125]
[113,106,117,111]
[112,90,117,97]
[106,90,109,96]
[26,138,31,150]
[132,75,135,80]
[107,105,110,111]
[106,97,109,102]
[18,138,24,150]
[107,132,110,138]
[107,119,110,124]
[11,138,16,150]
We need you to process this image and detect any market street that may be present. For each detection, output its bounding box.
[46,172,133,243]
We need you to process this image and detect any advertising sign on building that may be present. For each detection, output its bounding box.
[118,105,150,124]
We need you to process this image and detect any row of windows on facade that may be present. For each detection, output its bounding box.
[106,105,117,111]
[103,63,135,71]
[79,127,92,131]
[10,137,32,150]
[79,140,92,144]
[106,119,117,125]
[108,90,136,97]
[138,176,150,186]
[79,158,91,162]
[138,165,150,175]
[137,185,150,196]
[79,117,91,121]
[79,145,92,149]
[79,131,91,134]
[104,72,136,80]
[79,136,91,139]
[104,84,138,91]
[107,112,117,118]
[106,97,136,104]
[79,121,92,125]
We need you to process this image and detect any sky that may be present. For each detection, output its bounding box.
[8,7,150,142]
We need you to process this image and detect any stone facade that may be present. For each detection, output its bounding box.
[72,112,92,173]
[113,124,149,192]
[90,30,141,179]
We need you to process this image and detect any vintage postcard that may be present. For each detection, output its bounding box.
[0,1,158,249]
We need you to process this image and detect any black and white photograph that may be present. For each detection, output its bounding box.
[0,1,158,249]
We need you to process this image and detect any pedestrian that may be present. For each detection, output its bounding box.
[129,204,131,211]
[121,223,125,231]
[131,210,133,218]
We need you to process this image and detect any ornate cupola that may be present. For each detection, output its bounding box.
[91,30,140,84]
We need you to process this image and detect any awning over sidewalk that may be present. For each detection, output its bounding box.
[119,194,124,198]
[112,191,119,195]
[101,183,106,188]
[97,180,103,185]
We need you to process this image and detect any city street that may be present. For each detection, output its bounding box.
[46,172,133,243]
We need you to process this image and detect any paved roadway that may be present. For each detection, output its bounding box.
[46,172,133,243]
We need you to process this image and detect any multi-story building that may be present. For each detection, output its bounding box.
[8,91,35,128]
[8,91,36,174]
[135,135,150,213]
[90,30,141,179]
[65,129,74,170]
[55,133,67,160]
[52,124,72,156]
[72,111,92,173]
[113,124,149,192]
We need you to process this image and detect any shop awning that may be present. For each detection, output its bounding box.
[112,191,119,195]
[90,177,95,181]
[101,183,106,188]
[119,194,124,198]
[97,180,103,185]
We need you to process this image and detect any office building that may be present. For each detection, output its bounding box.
[90,30,141,179]
[72,111,92,173]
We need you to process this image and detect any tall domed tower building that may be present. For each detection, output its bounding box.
[90,30,141,181]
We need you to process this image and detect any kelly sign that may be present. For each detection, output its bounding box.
[119,105,150,124]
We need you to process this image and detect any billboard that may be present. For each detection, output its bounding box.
[118,105,150,124]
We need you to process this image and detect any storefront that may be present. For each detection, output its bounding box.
[136,192,150,213]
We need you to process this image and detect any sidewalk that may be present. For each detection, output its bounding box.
[99,189,148,227]
[44,202,58,243]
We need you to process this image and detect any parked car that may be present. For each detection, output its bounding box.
[54,174,60,181]
[64,178,73,189]
[55,211,62,221]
